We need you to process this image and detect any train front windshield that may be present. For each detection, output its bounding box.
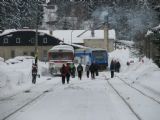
[92,51,107,61]
[49,52,73,60]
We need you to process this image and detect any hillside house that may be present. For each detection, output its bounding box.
[0,29,61,60]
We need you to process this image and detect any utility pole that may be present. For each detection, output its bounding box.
[106,15,109,51]
[35,0,39,66]
[104,15,109,51]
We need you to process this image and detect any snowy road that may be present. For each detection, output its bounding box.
[4,74,139,120]
[1,73,160,120]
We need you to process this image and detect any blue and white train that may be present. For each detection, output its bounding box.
[74,48,108,70]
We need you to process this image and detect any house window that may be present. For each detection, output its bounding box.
[43,38,48,44]
[3,38,8,44]
[16,38,20,43]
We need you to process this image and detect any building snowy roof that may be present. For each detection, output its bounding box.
[0,29,116,44]
[40,29,116,44]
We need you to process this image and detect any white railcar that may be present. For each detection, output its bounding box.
[48,45,74,75]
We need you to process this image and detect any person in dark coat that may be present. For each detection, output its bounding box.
[110,59,115,78]
[89,62,95,79]
[60,64,67,84]
[66,63,71,84]
[70,63,76,78]
[94,62,99,76]
[115,60,121,72]
[77,63,83,80]
[85,62,90,78]
[32,63,37,84]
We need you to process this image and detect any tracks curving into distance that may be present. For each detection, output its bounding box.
[116,76,160,104]
[2,74,160,120]
[102,73,160,120]
[102,75,142,120]
[2,81,62,120]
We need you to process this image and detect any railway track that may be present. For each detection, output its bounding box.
[101,75,142,120]
[0,79,49,102]
[2,74,160,120]
[116,76,160,104]
[1,81,62,120]
[102,74,160,120]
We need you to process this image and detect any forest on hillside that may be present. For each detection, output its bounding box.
[0,0,160,40]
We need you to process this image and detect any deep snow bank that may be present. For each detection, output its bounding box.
[109,48,160,93]
[0,56,49,98]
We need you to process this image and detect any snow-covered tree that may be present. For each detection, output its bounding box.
[0,0,45,29]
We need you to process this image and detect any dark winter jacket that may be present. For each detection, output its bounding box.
[66,64,71,77]
[116,61,121,69]
[89,63,96,72]
[60,65,67,76]
[32,65,37,76]
[77,64,83,72]
[70,64,76,73]
[85,64,90,71]
[110,60,115,71]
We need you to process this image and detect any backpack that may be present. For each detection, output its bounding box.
[85,65,90,71]
[77,66,83,71]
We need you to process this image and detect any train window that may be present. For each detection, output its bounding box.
[92,51,107,61]
[50,52,73,60]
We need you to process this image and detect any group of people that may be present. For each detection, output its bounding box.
[32,59,121,85]
[60,62,99,84]
[85,62,98,79]
[60,63,77,84]
[110,59,121,78]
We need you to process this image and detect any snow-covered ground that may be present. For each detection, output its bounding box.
[0,48,160,120]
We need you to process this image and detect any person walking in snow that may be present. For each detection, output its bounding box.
[77,63,83,80]
[85,62,90,78]
[60,64,67,84]
[94,62,99,76]
[66,63,71,84]
[110,59,115,78]
[32,63,37,84]
[70,63,76,78]
[115,60,121,73]
[89,62,96,79]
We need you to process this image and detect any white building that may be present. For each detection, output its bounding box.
[41,29,116,51]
